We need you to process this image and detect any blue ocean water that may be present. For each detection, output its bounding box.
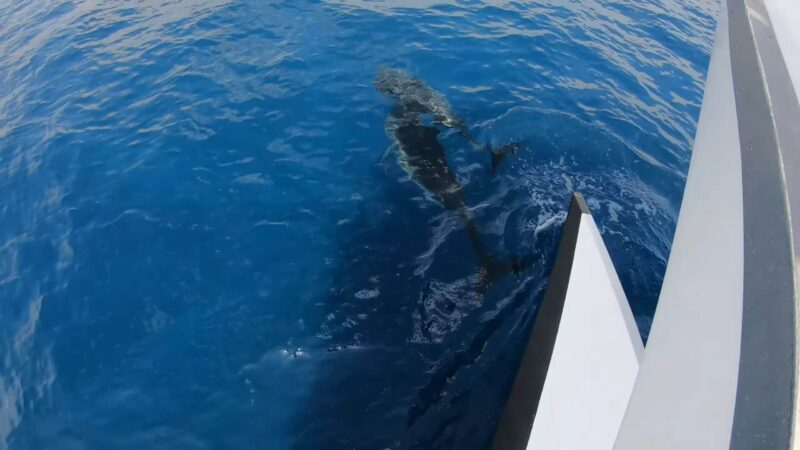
[0,0,717,448]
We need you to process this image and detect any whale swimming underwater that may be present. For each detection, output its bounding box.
[374,67,517,172]
[374,67,524,291]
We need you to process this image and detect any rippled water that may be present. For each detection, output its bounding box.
[0,0,717,448]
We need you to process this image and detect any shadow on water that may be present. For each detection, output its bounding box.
[290,139,563,449]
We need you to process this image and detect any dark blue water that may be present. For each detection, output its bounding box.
[0,0,717,448]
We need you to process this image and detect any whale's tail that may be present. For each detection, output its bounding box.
[475,254,535,295]
[488,141,521,173]
[458,204,534,295]
[491,150,507,173]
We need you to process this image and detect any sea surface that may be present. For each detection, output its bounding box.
[0,0,718,448]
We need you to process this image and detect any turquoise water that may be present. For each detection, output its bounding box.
[0,0,717,448]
